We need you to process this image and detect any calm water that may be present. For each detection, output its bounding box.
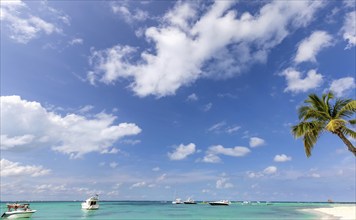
[0,201,331,219]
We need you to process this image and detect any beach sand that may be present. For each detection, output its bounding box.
[302,204,356,220]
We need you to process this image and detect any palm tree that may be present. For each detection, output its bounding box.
[292,92,356,157]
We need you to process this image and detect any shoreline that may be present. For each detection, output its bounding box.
[301,204,356,220]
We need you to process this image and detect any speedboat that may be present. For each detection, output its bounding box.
[172,198,184,204]
[1,203,36,218]
[183,198,197,204]
[81,195,99,210]
[209,200,230,206]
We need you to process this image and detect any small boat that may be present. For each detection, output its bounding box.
[183,198,197,204]
[172,198,184,204]
[1,203,36,218]
[209,200,230,206]
[81,195,99,210]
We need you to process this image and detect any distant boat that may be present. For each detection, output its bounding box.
[172,198,184,204]
[209,200,230,206]
[1,203,36,218]
[183,198,197,204]
[81,195,99,210]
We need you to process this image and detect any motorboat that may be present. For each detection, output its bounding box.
[183,198,197,204]
[1,203,36,218]
[172,198,184,204]
[209,200,231,206]
[81,195,99,210]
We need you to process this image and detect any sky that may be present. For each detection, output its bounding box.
[0,0,355,202]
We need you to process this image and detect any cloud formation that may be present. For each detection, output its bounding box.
[0,96,142,158]
[168,143,196,160]
[329,77,355,97]
[88,1,323,97]
[281,68,323,93]
[0,0,68,43]
[342,11,356,49]
[203,145,250,163]
[249,137,265,148]
[1,159,51,177]
[294,31,332,63]
[274,154,292,162]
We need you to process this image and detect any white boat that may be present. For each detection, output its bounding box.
[172,198,184,204]
[183,197,197,204]
[209,200,231,206]
[81,195,99,210]
[1,203,36,218]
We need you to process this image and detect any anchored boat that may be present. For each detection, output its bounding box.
[81,195,99,210]
[1,203,36,218]
[209,200,231,206]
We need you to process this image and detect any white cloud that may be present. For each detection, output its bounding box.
[208,121,240,134]
[263,166,278,175]
[294,31,333,63]
[329,77,355,97]
[186,93,198,102]
[281,68,323,93]
[216,177,233,189]
[249,137,265,148]
[89,1,323,97]
[0,159,51,177]
[111,2,150,24]
[0,0,67,43]
[274,154,292,162]
[202,145,250,162]
[69,38,83,45]
[247,166,278,178]
[202,153,221,163]
[203,103,213,112]
[130,181,147,188]
[168,143,196,160]
[0,96,142,158]
[342,11,356,49]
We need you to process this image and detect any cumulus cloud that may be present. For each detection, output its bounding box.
[168,143,196,160]
[341,11,356,49]
[274,154,292,162]
[294,31,333,63]
[111,2,150,24]
[69,38,83,45]
[130,181,147,189]
[186,93,198,102]
[280,68,323,93]
[208,121,240,134]
[216,177,234,189]
[263,166,278,174]
[247,166,278,178]
[0,159,51,177]
[0,0,68,43]
[202,145,250,163]
[0,96,142,158]
[249,137,265,148]
[88,1,323,97]
[329,77,355,97]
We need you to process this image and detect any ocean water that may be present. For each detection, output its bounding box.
[0,201,331,219]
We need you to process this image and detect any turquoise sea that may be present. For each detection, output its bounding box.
[0,201,338,219]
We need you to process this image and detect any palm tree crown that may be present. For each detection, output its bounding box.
[292,92,356,157]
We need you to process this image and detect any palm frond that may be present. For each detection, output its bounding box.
[335,100,355,118]
[326,119,347,133]
[292,121,324,138]
[349,119,356,125]
[341,127,356,139]
[303,129,320,157]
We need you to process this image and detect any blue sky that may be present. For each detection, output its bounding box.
[1,0,355,202]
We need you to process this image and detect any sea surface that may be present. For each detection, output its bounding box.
[0,201,338,219]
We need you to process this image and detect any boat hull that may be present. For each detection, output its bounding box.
[81,203,99,210]
[209,202,229,206]
[1,210,36,219]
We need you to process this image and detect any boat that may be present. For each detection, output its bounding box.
[183,198,197,204]
[1,203,36,218]
[172,198,184,204]
[209,200,230,206]
[81,195,99,210]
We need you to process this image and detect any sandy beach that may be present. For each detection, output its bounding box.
[302,204,356,220]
